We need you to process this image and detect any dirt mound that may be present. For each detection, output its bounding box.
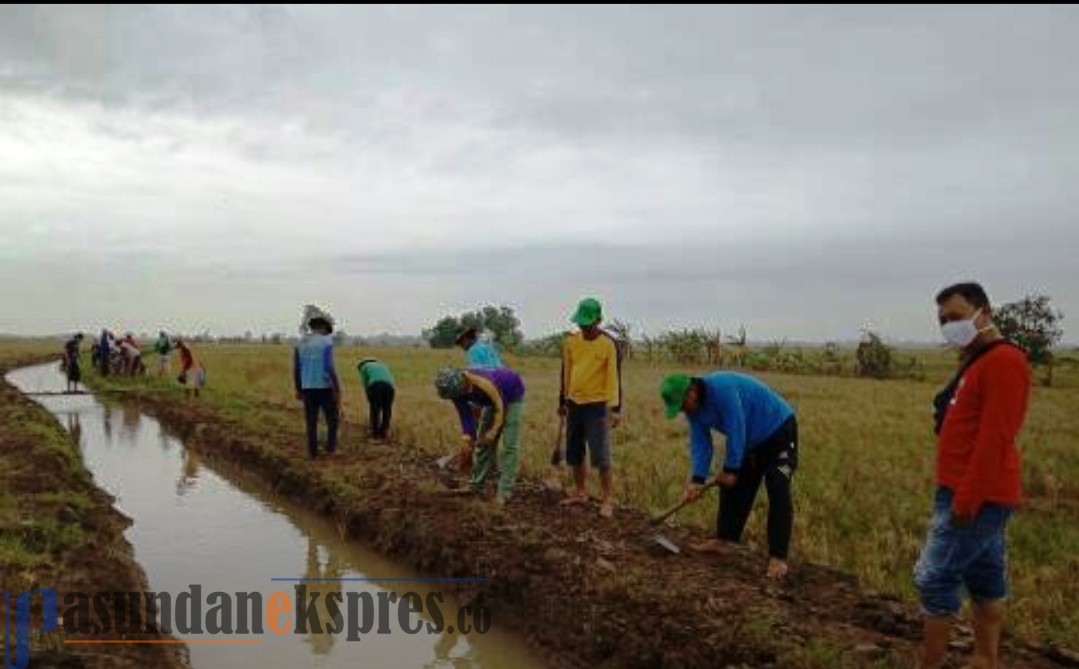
[98,387,1072,669]
[0,362,189,669]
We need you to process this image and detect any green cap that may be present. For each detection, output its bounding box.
[660,374,692,419]
[570,297,603,327]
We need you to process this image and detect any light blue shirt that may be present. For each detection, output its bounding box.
[466,340,503,369]
[293,334,338,390]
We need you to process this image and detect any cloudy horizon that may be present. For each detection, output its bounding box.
[2,5,1076,343]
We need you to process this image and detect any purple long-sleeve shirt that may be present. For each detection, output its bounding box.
[452,368,525,441]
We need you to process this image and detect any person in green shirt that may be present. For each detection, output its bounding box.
[358,358,396,441]
[153,331,173,378]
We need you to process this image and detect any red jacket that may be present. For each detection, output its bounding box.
[937,342,1030,517]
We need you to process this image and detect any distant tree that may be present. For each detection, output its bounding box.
[856,331,894,379]
[423,305,524,350]
[422,315,463,349]
[725,325,748,367]
[659,328,710,364]
[476,305,524,349]
[521,331,568,357]
[995,294,1064,366]
[606,319,633,360]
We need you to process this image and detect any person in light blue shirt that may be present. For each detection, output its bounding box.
[455,327,503,369]
[293,313,341,459]
[661,371,798,579]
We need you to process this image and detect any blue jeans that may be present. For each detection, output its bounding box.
[913,487,1012,617]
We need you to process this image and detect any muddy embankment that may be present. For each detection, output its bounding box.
[87,378,1077,669]
[0,355,189,669]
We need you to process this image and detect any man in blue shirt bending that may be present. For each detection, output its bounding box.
[661,371,799,579]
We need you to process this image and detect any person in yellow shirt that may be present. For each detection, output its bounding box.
[558,297,622,518]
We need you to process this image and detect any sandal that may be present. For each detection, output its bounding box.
[599,501,614,519]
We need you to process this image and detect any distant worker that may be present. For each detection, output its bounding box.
[455,327,503,369]
[435,366,525,505]
[293,309,341,459]
[62,333,84,393]
[175,338,206,399]
[558,297,622,519]
[119,332,142,377]
[914,282,1031,669]
[661,370,798,580]
[97,329,112,376]
[154,331,173,377]
[358,358,395,441]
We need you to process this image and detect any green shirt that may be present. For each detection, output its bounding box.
[358,360,394,388]
[154,338,172,355]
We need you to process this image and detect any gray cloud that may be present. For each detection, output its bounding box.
[0,5,1076,341]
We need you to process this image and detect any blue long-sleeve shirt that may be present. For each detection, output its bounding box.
[687,372,794,478]
[466,340,503,369]
[293,334,340,391]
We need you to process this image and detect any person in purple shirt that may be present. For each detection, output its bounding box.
[434,366,525,505]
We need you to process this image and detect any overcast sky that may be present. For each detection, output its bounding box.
[1,5,1076,342]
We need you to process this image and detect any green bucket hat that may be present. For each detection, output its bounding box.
[434,367,468,399]
[570,297,603,327]
[660,374,692,419]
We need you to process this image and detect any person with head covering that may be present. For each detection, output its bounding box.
[293,308,341,459]
[62,333,84,392]
[434,366,525,505]
[660,370,798,580]
[558,297,623,519]
[358,358,396,441]
[97,329,112,376]
[455,327,504,369]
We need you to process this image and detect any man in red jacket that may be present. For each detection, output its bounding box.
[915,282,1031,669]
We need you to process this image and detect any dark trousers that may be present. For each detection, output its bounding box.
[716,415,798,559]
[365,382,395,439]
[302,389,339,457]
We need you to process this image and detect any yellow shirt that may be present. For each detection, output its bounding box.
[560,331,621,409]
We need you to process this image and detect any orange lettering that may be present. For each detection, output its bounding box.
[267,592,292,635]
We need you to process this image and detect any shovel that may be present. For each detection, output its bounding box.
[435,454,455,469]
[648,479,720,554]
[543,416,567,491]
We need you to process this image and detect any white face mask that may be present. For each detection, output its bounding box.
[941,309,986,348]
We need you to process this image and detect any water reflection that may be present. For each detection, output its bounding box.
[176,448,201,496]
[5,364,547,669]
[302,538,344,656]
[121,402,141,442]
[102,403,114,444]
[66,412,82,447]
